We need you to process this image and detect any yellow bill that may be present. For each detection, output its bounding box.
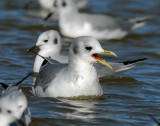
[99,50,117,57]
[92,50,117,70]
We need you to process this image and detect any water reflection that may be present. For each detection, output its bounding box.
[57,98,100,121]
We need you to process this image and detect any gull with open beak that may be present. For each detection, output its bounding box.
[32,36,117,98]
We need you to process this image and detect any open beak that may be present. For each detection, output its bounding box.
[92,50,117,70]
[27,45,41,52]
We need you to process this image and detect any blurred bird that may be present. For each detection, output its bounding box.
[45,0,153,40]
[25,0,89,10]
[32,36,117,97]
[0,74,31,126]
[25,0,89,20]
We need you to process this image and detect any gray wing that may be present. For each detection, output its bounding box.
[59,55,68,63]
[87,15,154,32]
[78,13,132,31]
[95,62,134,78]
[51,54,68,64]
[96,58,147,78]
[35,63,66,90]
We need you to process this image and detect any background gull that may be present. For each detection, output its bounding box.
[25,0,89,10]
[28,30,146,79]
[28,30,68,74]
[45,0,153,40]
[27,30,68,83]
[0,74,31,126]
[25,0,89,21]
[32,36,117,98]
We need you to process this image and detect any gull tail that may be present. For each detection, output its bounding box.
[0,73,31,90]
[0,82,9,89]
[122,58,147,65]
[15,73,32,86]
[115,58,147,73]
[129,16,154,30]
[96,58,147,78]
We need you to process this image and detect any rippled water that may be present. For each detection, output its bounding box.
[0,0,160,125]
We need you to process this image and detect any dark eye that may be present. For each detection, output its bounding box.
[85,46,92,51]
[62,1,67,7]
[54,38,58,44]
[44,39,48,43]
[7,110,12,114]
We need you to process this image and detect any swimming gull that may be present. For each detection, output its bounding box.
[45,0,153,40]
[32,36,117,98]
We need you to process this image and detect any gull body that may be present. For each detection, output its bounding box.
[33,36,117,98]
[49,0,151,40]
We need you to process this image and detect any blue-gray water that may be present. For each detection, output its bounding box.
[0,0,160,125]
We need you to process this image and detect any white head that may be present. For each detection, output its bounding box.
[35,30,62,54]
[0,89,28,125]
[69,36,117,68]
[38,0,55,10]
[28,30,62,73]
[53,0,77,14]
[44,0,78,21]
